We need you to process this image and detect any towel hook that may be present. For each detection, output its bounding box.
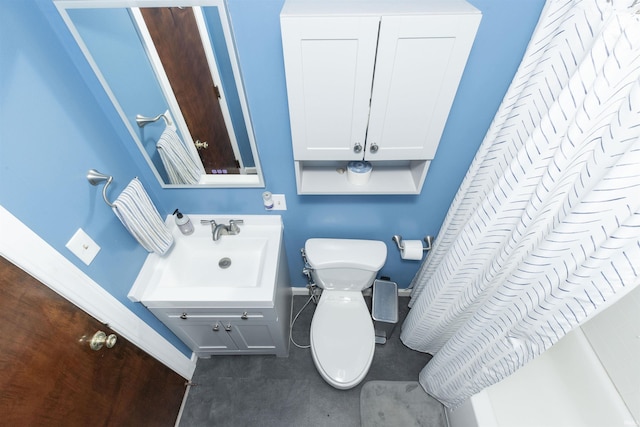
[87,169,114,207]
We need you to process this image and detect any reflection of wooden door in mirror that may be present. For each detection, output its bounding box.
[141,7,240,174]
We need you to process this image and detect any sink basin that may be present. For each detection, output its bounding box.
[128,215,283,307]
[159,236,268,289]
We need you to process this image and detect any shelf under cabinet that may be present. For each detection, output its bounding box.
[294,160,430,194]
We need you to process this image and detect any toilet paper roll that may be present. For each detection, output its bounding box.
[401,240,423,260]
[347,161,372,185]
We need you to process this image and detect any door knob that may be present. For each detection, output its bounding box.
[90,331,117,351]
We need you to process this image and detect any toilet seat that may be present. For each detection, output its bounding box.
[310,290,375,389]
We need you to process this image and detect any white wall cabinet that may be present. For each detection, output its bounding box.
[281,0,481,194]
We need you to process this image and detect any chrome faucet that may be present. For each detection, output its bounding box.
[200,219,244,241]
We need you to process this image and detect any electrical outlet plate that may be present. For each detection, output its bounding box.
[66,228,100,265]
[270,194,287,210]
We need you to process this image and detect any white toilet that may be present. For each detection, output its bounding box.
[304,238,387,390]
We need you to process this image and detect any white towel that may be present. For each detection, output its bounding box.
[112,178,174,255]
[157,128,202,185]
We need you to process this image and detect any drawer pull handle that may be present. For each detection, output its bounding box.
[180,313,188,320]
[224,322,232,332]
[212,322,220,332]
[241,312,249,320]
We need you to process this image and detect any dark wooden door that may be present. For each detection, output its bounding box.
[0,256,187,426]
[141,7,240,174]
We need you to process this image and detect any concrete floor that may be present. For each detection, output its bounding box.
[178,295,432,426]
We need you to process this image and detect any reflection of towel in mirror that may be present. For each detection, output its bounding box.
[112,178,174,255]
[157,127,202,185]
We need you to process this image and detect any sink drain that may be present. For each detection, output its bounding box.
[218,257,232,269]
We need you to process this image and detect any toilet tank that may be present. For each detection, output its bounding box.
[305,238,387,291]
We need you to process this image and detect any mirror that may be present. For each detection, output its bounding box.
[54,0,264,188]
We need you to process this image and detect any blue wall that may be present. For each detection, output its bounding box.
[1,0,545,355]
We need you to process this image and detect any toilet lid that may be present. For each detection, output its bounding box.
[310,291,375,385]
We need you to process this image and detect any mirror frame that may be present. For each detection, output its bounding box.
[54,0,265,188]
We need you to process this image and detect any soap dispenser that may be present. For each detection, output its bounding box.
[173,209,194,235]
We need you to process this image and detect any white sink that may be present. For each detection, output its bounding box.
[159,236,268,288]
[128,215,283,307]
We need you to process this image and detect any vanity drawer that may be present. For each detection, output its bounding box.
[149,307,276,324]
[167,311,266,323]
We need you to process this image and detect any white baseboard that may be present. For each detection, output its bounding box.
[174,382,193,427]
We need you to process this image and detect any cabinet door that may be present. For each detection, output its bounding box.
[281,16,379,160]
[173,321,237,353]
[230,322,276,351]
[367,14,481,161]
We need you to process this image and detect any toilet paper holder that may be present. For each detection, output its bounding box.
[392,235,433,253]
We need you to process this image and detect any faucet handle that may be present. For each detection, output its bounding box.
[228,219,244,233]
[201,219,217,226]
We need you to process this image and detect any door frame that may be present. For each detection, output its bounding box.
[0,205,196,379]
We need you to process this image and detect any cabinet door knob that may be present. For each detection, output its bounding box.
[180,313,188,320]
[369,143,379,153]
[353,142,363,153]
[224,323,232,332]
[241,312,249,320]
[212,322,220,332]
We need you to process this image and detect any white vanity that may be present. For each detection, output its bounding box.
[281,0,481,194]
[128,215,291,358]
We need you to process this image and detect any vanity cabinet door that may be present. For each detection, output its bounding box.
[281,15,379,161]
[229,321,276,351]
[175,321,238,354]
[159,311,239,354]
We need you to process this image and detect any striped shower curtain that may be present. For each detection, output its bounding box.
[400,0,640,408]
